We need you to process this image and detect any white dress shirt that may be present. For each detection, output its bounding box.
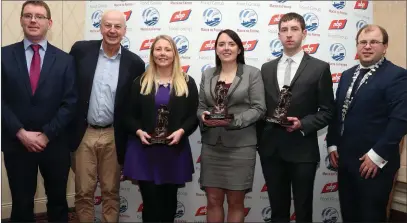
[277,50,305,90]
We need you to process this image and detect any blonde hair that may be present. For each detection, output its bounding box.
[140,35,189,97]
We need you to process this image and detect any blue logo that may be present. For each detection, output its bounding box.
[201,64,214,73]
[332,1,346,9]
[203,8,222,27]
[275,0,287,2]
[174,201,185,218]
[356,20,367,31]
[321,207,339,223]
[173,35,189,54]
[262,206,272,223]
[270,39,283,57]
[91,10,103,28]
[330,43,346,61]
[239,9,258,28]
[119,196,128,213]
[303,13,319,32]
[121,36,130,50]
[142,7,159,26]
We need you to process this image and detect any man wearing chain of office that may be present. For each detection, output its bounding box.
[326,24,407,222]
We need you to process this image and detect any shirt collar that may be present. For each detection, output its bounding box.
[281,50,304,64]
[23,38,47,51]
[100,43,122,59]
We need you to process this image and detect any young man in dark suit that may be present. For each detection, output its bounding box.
[1,1,77,222]
[69,10,145,222]
[257,12,335,222]
[326,24,407,222]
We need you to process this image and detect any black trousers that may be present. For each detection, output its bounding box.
[338,165,396,222]
[138,181,178,222]
[261,155,317,222]
[3,145,70,222]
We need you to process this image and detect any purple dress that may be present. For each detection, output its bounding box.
[123,84,194,185]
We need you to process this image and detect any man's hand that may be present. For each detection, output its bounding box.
[16,129,45,152]
[37,133,49,147]
[359,153,379,179]
[285,117,302,132]
[329,150,339,169]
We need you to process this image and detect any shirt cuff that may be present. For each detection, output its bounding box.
[328,145,337,153]
[367,149,388,168]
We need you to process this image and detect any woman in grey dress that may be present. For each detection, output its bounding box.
[197,29,266,223]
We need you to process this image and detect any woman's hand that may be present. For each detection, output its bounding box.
[136,129,151,145]
[202,111,231,127]
[167,129,185,145]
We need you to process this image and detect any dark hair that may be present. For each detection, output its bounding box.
[356,24,389,44]
[21,0,51,19]
[214,29,245,67]
[278,12,305,31]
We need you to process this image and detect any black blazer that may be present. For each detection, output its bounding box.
[257,53,335,162]
[1,41,77,153]
[68,40,145,164]
[125,75,199,150]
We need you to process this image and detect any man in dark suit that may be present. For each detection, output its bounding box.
[257,12,335,222]
[326,24,407,222]
[69,9,145,222]
[1,1,77,222]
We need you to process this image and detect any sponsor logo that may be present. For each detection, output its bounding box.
[91,10,103,28]
[94,196,102,205]
[137,203,144,212]
[170,10,192,23]
[269,14,284,25]
[270,0,291,9]
[175,201,185,218]
[356,20,367,31]
[239,9,258,28]
[354,0,369,9]
[123,10,132,21]
[170,1,193,5]
[203,8,222,27]
[121,36,130,49]
[140,39,155,51]
[195,206,207,216]
[173,35,189,54]
[303,12,319,32]
[243,40,258,51]
[140,1,163,6]
[290,212,296,221]
[261,184,268,192]
[196,155,201,163]
[262,206,272,222]
[177,191,188,196]
[181,65,190,73]
[321,182,339,194]
[332,1,346,9]
[244,207,251,217]
[321,207,339,223]
[201,1,225,6]
[270,39,283,57]
[201,64,214,73]
[200,40,216,51]
[142,7,159,26]
[331,73,342,84]
[355,53,360,60]
[119,196,128,213]
[329,19,347,29]
[302,43,319,54]
[330,43,346,61]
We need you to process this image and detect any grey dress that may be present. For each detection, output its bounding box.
[197,64,266,191]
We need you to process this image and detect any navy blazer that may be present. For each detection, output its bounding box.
[1,41,77,153]
[327,59,407,171]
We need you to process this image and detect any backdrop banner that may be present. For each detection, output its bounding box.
[84,1,372,222]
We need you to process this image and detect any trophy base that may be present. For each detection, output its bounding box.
[265,117,293,127]
[148,135,171,144]
[205,114,234,120]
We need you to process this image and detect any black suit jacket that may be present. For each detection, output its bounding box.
[257,53,335,162]
[1,41,77,153]
[68,40,145,164]
[125,75,199,150]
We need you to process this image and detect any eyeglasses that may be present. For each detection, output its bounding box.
[357,40,383,47]
[22,13,49,21]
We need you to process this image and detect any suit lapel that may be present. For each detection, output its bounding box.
[36,42,56,91]
[13,41,32,96]
[226,63,243,99]
[209,68,220,103]
[114,47,131,109]
[269,58,280,101]
[290,53,309,87]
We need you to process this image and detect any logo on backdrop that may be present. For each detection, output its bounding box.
[321,207,339,223]
[329,19,347,30]
[94,196,102,205]
[270,39,283,58]
[203,8,222,27]
[140,39,155,51]
[269,14,284,25]
[142,7,160,26]
[302,44,319,54]
[244,208,251,217]
[181,65,190,73]
[195,206,207,216]
[330,43,346,61]
[91,10,103,28]
[356,20,367,31]
[291,212,296,221]
[201,64,214,73]
[303,13,319,32]
[270,0,291,9]
[170,10,192,23]
[239,9,258,28]
[243,40,258,51]
[173,35,189,54]
[332,1,346,9]
[200,40,216,51]
[175,201,185,218]
[354,0,369,10]
[331,73,342,84]
[262,206,272,222]
[321,182,339,194]
[119,196,128,213]
[121,36,130,50]
[123,10,132,21]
